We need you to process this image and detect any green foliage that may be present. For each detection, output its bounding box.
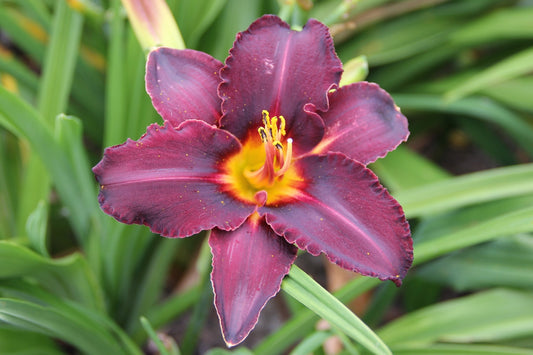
[0,0,532,354]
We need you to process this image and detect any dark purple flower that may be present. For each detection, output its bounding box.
[93,15,413,346]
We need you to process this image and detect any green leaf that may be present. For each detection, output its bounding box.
[282,265,391,355]
[17,0,84,238]
[25,200,49,256]
[137,286,201,342]
[445,47,533,101]
[141,317,181,355]
[0,48,40,95]
[171,0,227,48]
[481,77,533,113]
[198,0,261,61]
[99,223,153,323]
[124,31,160,140]
[450,7,533,45]
[417,234,533,291]
[414,205,533,265]
[394,163,533,218]
[255,276,380,355]
[37,0,83,124]
[0,241,104,311]
[413,195,533,244]
[371,146,450,192]
[393,94,533,158]
[289,331,332,355]
[0,280,142,355]
[0,86,95,239]
[205,348,254,355]
[103,0,128,147]
[0,328,62,355]
[125,238,182,333]
[393,343,533,355]
[54,114,98,226]
[337,11,454,66]
[378,289,533,346]
[0,131,20,237]
[0,6,47,63]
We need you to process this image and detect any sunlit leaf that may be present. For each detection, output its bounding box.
[0,241,104,310]
[378,289,533,346]
[282,265,392,355]
[445,47,533,101]
[417,234,533,291]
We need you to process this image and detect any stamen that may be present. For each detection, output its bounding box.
[262,110,270,128]
[245,110,294,188]
[275,138,293,177]
[278,116,286,138]
[258,127,267,143]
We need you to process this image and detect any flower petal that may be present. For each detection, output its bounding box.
[260,153,413,285]
[313,82,409,165]
[219,15,342,153]
[93,120,254,237]
[146,47,223,127]
[210,215,297,346]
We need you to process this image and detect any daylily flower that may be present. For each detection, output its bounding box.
[93,15,413,346]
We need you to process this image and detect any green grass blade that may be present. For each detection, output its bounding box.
[137,286,202,341]
[0,6,47,63]
[0,131,20,237]
[104,0,128,147]
[54,114,99,224]
[141,317,181,355]
[371,146,450,192]
[0,328,62,355]
[37,1,83,123]
[378,289,533,346]
[16,0,84,238]
[482,77,533,113]
[0,87,93,239]
[414,205,533,265]
[0,241,104,310]
[445,47,533,102]
[282,265,391,355]
[25,200,49,257]
[450,6,533,45]
[394,94,533,157]
[394,163,533,218]
[289,331,332,355]
[0,281,141,355]
[418,234,533,291]
[125,238,182,333]
[171,0,227,48]
[393,344,533,355]
[199,0,261,60]
[255,276,380,355]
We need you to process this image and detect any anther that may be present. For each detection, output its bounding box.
[258,127,267,142]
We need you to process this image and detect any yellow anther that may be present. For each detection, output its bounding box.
[262,110,270,127]
[279,116,286,137]
[259,110,287,143]
[271,116,278,138]
[273,141,283,150]
[258,127,267,142]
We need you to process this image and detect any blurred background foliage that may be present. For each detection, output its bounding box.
[0,0,533,354]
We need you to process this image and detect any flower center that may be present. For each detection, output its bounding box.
[244,110,293,188]
[221,110,303,206]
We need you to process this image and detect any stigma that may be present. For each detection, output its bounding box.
[245,110,293,187]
